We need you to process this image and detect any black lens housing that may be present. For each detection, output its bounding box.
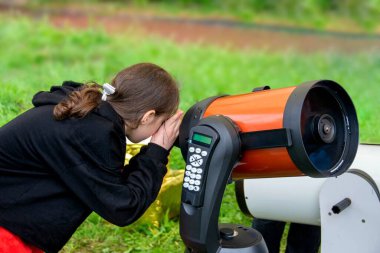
[283,80,359,177]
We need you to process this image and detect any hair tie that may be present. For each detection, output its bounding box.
[101,83,115,101]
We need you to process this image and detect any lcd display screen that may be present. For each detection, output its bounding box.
[192,133,212,146]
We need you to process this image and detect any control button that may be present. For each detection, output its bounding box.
[191,168,197,173]
[189,185,195,191]
[183,183,189,188]
[189,179,195,185]
[194,186,200,191]
[189,147,195,153]
[201,151,208,156]
[189,154,203,167]
[186,165,192,170]
[190,174,196,179]
[197,168,203,174]
[194,180,201,185]
[185,171,191,176]
[184,177,190,182]
[195,174,202,180]
[195,148,201,153]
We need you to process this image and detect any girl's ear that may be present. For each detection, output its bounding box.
[140,110,156,125]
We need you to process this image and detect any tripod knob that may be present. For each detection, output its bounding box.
[220,227,235,240]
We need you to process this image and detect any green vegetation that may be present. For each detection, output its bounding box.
[30,0,380,32]
[0,17,379,252]
[134,0,380,31]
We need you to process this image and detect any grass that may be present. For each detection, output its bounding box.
[131,0,380,32]
[0,17,379,252]
[27,0,380,33]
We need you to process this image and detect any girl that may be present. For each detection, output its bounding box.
[0,63,182,253]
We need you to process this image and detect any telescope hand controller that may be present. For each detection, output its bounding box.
[181,124,219,207]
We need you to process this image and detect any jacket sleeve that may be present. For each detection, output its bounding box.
[119,143,169,222]
[49,123,169,227]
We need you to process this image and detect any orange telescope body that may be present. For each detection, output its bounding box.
[179,80,359,179]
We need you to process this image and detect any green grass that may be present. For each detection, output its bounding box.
[0,17,379,252]
[135,0,380,31]
[30,0,380,32]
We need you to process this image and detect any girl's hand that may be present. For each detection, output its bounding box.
[151,110,183,150]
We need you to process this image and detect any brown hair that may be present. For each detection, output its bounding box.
[53,63,179,128]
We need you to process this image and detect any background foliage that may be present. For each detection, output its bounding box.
[29,0,380,31]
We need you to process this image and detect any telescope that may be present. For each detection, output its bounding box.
[177,80,359,253]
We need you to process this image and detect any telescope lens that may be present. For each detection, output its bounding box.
[301,86,347,172]
[284,80,358,177]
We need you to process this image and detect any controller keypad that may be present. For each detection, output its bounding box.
[183,145,209,192]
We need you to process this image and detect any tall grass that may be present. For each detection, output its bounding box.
[0,17,379,252]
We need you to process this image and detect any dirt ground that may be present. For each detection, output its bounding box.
[2,3,380,53]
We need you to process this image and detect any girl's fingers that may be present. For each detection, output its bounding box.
[174,118,181,132]
[171,118,182,138]
[151,110,183,149]
[166,110,183,125]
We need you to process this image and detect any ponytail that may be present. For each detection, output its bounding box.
[53,83,102,120]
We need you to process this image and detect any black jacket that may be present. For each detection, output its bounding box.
[0,81,169,252]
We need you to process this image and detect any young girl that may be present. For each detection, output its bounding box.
[0,63,182,253]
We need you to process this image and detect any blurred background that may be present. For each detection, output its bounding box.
[0,1,379,252]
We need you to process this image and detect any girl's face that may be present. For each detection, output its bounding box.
[125,112,167,143]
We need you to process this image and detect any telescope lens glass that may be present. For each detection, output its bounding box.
[301,87,347,172]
